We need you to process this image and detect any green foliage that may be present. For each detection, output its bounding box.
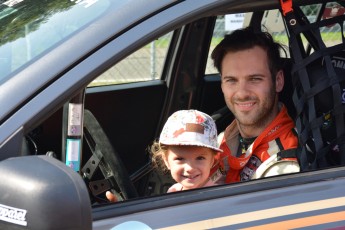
[0,1,74,45]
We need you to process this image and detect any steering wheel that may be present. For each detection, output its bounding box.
[81,109,138,202]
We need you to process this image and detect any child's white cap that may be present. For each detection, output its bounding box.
[159,110,222,152]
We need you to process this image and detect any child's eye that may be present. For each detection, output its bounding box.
[174,157,183,161]
[196,156,206,160]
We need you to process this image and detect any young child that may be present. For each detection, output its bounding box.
[106,110,225,201]
[151,109,225,192]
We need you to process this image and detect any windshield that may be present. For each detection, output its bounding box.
[0,0,119,84]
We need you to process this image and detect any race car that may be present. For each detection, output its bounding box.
[0,0,344,229]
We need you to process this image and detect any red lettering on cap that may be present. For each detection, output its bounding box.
[186,123,204,134]
[173,128,185,137]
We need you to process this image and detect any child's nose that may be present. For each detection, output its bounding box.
[184,162,195,172]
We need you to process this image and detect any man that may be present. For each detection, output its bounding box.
[211,27,300,183]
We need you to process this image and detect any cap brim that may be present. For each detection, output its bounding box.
[160,141,223,152]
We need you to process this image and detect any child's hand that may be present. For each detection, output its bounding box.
[106,191,118,202]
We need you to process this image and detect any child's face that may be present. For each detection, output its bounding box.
[163,146,215,190]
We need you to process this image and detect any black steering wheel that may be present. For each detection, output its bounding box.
[81,109,138,202]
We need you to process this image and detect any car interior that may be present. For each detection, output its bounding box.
[20,1,345,205]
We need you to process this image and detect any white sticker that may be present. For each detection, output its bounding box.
[66,139,81,161]
[225,14,245,31]
[111,221,152,230]
[66,139,81,171]
[68,103,82,126]
[68,103,82,136]
[0,204,27,226]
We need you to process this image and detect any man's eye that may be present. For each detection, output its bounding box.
[223,78,236,83]
[251,77,262,82]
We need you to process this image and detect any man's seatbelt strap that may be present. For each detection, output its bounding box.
[279,0,293,16]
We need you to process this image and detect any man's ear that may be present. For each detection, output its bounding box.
[275,70,284,93]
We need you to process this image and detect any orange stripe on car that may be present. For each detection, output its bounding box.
[158,197,345,230]
[242,211,345,230]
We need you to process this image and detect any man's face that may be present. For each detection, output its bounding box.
[220,46,284,135]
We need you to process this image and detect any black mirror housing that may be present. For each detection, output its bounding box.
[0,155,92,230]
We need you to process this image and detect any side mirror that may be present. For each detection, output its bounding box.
[0,155,92,230]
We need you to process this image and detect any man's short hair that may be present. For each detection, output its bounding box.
[211,27,286,80]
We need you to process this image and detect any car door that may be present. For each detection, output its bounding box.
[1,0,345,229]
[90,2,345,229]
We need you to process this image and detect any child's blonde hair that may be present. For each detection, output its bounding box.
[150,140,169,173]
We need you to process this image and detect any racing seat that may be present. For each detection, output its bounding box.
[0,155,92,230]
